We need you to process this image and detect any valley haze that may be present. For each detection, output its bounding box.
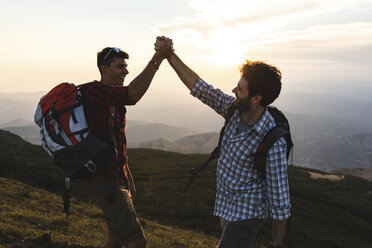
[1,87,372,172]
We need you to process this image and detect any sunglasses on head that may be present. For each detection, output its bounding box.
[103,47,120,61]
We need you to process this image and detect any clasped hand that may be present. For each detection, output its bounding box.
[154,36,174,58]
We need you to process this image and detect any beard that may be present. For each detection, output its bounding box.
[237,96,252,112]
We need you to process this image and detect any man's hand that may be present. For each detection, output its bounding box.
[271,219,288,247]
[154,36,174,58]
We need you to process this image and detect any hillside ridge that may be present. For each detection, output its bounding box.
[1,130,372,247]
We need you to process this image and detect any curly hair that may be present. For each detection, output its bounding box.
[240,60,282,107]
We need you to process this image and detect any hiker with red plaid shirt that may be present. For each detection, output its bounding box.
[81,42,173,248]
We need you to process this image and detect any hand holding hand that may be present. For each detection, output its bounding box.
[154,36,174,58]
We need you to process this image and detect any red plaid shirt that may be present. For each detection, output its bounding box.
[80,81,135,186]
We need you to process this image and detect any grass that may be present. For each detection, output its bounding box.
[1,130,372,247]
[0,176,218,248]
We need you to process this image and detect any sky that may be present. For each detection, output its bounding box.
[1,0,372,98]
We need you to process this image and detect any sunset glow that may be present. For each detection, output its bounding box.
[0,0,371,94]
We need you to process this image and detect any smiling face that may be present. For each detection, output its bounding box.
[101,57,129,86]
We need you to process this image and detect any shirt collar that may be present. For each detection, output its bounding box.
[234,108,272,136]
[252,108,272,135]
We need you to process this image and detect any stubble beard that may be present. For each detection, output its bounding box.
[237,97,252,113]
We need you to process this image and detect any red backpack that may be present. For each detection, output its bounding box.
[34,83,109,179]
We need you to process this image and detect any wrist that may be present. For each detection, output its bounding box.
[153,50,167,61]
[148,60,159,70]
[166,50,175,60]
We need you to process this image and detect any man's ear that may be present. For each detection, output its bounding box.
[250,95,262,106]
[99,64,108,75]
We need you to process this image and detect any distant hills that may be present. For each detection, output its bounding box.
[126,122,196,143]
[2,90,372,172]
[0,121,197,146]
[1,125,41,145]
[130,132,219,154]
[0,118,34,128]
[1,129,372,247]
[0,93,43,124]
[2,119,372,172]
[295,133,372,170]
[331,167,372,182]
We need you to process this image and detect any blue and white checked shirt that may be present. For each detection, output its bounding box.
[191,79,291,221]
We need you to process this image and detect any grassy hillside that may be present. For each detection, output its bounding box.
[0,130,65,193]
[0,176,218,248]
[1,129,372,247]
[127,149,372,248]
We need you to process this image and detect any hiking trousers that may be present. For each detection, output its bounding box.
[83,176,145,245]
[218,218,264,248]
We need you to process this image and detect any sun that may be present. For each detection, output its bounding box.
[206,46,245,66]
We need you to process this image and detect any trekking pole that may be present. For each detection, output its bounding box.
[183,147,219,196]
[183,104,235,196]
[62,177,73,227]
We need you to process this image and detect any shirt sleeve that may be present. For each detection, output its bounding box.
[190,78,235,119]
[82,82,136,107]
[265,137,291,220]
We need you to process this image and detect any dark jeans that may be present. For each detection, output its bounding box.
[218,218,264,248]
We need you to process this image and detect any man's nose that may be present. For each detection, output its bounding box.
[232,87,237,93]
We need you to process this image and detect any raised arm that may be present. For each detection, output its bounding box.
[167,52,200,90]
[155,36,199,90]
[155,36,235,118]
[127,41,173,103]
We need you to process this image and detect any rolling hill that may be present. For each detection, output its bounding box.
[1,130,372,247]
[330,168,372,182]
[0,121,197,146]
[130,132,219,154]
[0,119,34,128]
[3,89,372,172]
[126,122,196,143]
[294,133,372,170]
[2,125,41,145]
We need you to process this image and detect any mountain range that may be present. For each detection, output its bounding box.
[2,119,372,173]
[2,90,372,172]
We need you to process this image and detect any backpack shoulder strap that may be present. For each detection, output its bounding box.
[106,106,118,202]
[253,126,289,179]
[253,106,294,179]
[213,103,236,157]
[267,106,294,157]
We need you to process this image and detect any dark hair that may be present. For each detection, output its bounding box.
[97,47,129,74]
[240,60,282,107]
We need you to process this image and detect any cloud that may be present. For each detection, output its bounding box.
[154,0,372,64]
[186,0,370,20]
[271,22,372,49]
